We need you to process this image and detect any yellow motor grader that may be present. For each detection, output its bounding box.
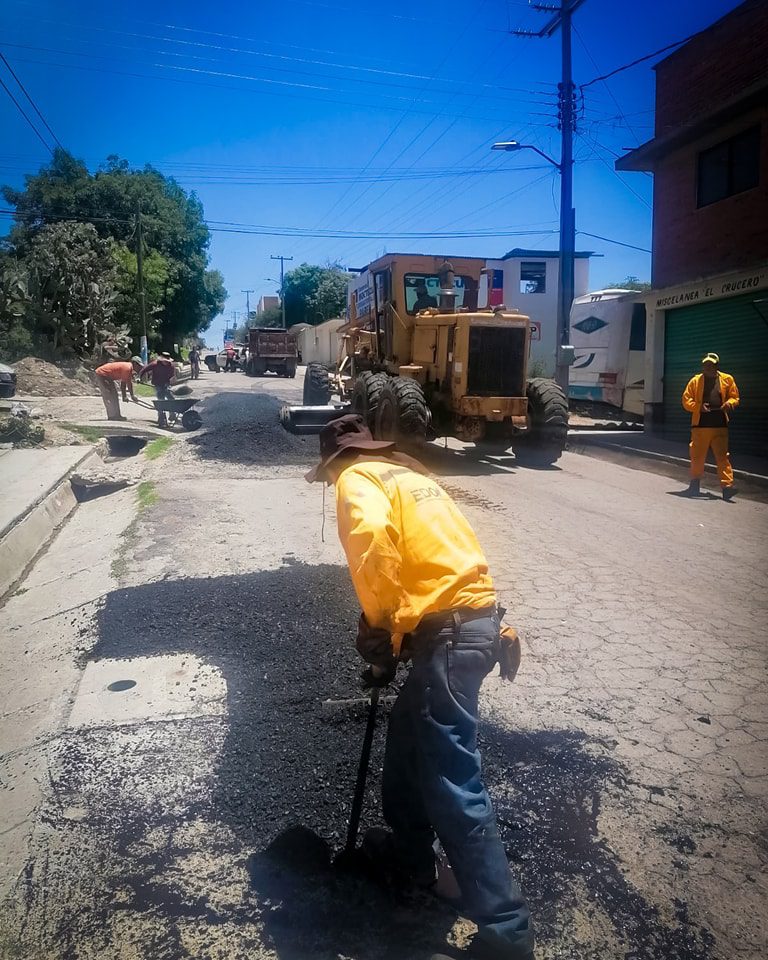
[281,254,568,464]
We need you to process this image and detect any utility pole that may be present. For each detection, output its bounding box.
[135,203,148,364]
[514,0,584,392]
[241,289,254,326]
[271,254,294,329]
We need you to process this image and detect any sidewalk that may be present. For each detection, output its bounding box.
[0,446,98,596]
[569,429,768,496]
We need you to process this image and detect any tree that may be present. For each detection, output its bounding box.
[0,258,33,359]
[605,275,652,293]
[112,244,174,342]
[2,149,227,351]
[23,222,119,357]
[282,263,349,326]
[258,304,284,328]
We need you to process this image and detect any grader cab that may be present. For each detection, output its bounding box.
[282,254,568,464]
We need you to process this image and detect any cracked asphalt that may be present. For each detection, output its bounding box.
[1,369,766,960]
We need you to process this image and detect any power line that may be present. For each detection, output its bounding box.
[580,31,702,89]
[0,73,53,154]
[0,52,63,149]
[5,54,556,127]
[573,25,645,149]
[577,231,650,253]
[0,31,557,104]
[0,206,559,240]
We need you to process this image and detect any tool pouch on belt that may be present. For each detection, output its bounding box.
[495,606,521,682]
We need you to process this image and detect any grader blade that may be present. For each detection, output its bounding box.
[280,403,351,435]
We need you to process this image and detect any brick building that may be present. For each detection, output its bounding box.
[616,0,768,455]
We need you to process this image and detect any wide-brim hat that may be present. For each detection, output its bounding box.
[305,414,395,483]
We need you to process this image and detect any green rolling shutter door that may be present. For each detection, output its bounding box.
[664,292,768,457]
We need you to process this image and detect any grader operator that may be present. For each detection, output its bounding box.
[282,254,568,464]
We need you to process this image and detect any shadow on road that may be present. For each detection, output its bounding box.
[11,563,710,959]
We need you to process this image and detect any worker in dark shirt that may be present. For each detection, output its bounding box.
[681,352,740,500]
[412,280,438,313]
[140,352,177,428]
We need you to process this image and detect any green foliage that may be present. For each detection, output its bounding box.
[58,422,104,443]
[136,479,160,504]
[0,259,33,359]
[144,437,174,461]
[2,149,227,353]
[606,275,652,293]
[112,244,173,342]
[0,414,45,447]
[282,263,349,326]
[23,222,118,357]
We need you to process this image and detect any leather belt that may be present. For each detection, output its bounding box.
[413,604,497,635]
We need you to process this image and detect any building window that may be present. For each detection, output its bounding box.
[697,125,761,207]
[629,303,646,352]
[519,261,546,294]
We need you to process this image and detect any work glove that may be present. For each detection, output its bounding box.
[360,662,396,691]
[356,613,394,667]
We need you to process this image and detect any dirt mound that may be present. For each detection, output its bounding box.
[13,357,98,397]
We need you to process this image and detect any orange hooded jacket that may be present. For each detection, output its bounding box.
[682,371,739,426]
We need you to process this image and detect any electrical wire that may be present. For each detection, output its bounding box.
[577,231,650,253]
[580,31,702,89]
[4,53,551,128]
[0,207,559,239]
[0,73,54,154]
[0,52,63,149]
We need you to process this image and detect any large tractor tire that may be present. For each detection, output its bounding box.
[375,376,428,446]
[351,371,390,431]
[303,363,332,404]
[514,377,568,465]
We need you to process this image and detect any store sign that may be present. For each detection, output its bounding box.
[655,268,768,310]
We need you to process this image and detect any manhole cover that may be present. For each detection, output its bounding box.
[107,679,137,692]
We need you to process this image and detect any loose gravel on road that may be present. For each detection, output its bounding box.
[2,374,766,960]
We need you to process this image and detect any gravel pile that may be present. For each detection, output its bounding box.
[188,391,317,468]
[13,356,97,397]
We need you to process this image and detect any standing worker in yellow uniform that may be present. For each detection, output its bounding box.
[306,415,534,960]
[682,352,740,500]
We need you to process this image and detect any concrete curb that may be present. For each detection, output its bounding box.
[0,448,101,598]
[569,435,768,490]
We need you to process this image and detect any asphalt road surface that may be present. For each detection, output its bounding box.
[1,369,766,960]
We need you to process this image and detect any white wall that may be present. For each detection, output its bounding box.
[485,256,590,377]
[296,318,344,366]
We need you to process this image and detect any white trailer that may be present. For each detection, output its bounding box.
[569,289,646,416]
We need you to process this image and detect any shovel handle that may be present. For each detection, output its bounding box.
[344,687,380,854]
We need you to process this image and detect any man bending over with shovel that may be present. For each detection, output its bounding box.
[306,415,533,960]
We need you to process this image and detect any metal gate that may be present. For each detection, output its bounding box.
[663,292,768,457]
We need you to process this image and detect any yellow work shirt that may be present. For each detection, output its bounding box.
[334,460,496,637]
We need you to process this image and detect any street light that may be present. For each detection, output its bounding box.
[491,141,561,170]
[491,140,575,393]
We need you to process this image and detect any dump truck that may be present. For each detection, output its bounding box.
[245,328,298,378]
[282,254,568,463]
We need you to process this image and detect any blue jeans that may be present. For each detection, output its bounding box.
[155,384,172,425]
[382,614,533,958]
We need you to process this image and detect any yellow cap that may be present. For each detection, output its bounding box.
[701,352,719,365]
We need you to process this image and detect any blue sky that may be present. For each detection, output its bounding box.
[0,0,742,343]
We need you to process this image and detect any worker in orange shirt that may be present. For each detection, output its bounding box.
[682,352,740,500]
[306,415,533,960]
[94,357,142,420]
